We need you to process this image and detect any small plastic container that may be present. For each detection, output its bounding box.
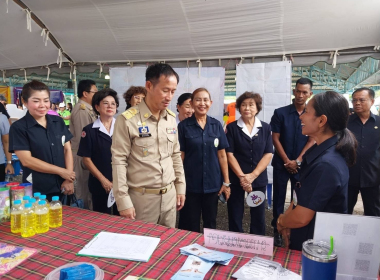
[44,262,104,280]
[10,186,24,204]
[11,200,24,233]
[39,195,50,208]
[49,196,62,228]
[21,203,36,238]
[23,196,31,205]
[29,198,37,209]
[0,187,10,222]
[35,201,49,234]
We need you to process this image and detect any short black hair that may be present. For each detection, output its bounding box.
[92,88,119,116]
[22,80,50,102]
[352,87,375,99]
[295,78,313,89]
[78,79,96,98]
[177,93,192,106]
[146,63,179,85]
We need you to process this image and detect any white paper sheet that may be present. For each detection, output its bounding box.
[314,212,380,280]
[78,232,160,262]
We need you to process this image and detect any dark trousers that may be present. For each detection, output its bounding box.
[348,185,380,217]
[0,164,5,182]
[92,194,119,216]
[271,167,298,232]
[178,191,218,233]
[227,184,266,235]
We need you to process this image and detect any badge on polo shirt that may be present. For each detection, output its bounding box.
[375,126,378,129]
[214,138,219,148]
[293,190,298,206]
[143,148,149,157]
[61,135,65,146]
[166,128,177,134]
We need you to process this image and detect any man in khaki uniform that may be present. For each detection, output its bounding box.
[112,63,186,227]
[70,80,97,209]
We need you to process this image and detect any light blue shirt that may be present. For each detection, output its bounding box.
[0,114,10,164]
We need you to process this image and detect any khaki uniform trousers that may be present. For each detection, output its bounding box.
[129,183,176,228]
[73,152,92,210]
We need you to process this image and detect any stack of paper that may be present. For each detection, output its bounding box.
[171,255,214,280]
[180,244,234,265]
[232,257,301,280]
[77,232,160,262]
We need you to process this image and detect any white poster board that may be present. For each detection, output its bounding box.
[314,212,380,280]
[110,67,225,123]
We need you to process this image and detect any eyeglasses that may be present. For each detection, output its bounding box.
[134,96,145,101]
[101,102,117,107]
[352,99,369,104]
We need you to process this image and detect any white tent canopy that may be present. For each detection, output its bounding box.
[0,0,380,71]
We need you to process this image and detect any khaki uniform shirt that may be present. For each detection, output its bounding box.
[69,99,97,151]
[112,100,186,211]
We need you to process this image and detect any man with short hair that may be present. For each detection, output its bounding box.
[270,77,315,246]
[347,87,380,217]
[112,63,186,227]
[58,102,71,127]
[70,80,97,209]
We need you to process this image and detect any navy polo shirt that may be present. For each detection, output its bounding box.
[226,120,273,188]
[9,111,73,194]
[178,115,229,193]
[290,135,348,251]
[347,113,380,188]
[270,104,308,169]
[77,121,113,196]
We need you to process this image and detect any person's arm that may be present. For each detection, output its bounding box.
[62,111,71,120]
[61,141,74,195]
[278,205,315,229]
[83,157,112,193]
[181,151,185,161]
[272,132,292,166]
[15,150,75,181]
[217,149,231,200]
[2,134,14,175]
[112,115,134,219]
[297,137,315,162]
[172,132,186,211]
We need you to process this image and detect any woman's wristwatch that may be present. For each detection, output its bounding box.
[7,161,12,165]
[223,182,231,187]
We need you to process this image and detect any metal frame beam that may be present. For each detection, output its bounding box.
[345,57,380,90]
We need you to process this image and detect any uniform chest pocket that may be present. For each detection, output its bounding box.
[167,134,175,156]
[208,132,220,149]
[133,137,156,161]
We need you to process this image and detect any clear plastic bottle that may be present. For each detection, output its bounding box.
[10,200,24,233]
[33,192,41,204]
[29,198,37,209]
[49,196,62,228]
[22,195,30,205]
[21,203,36,238]
[35,201,49,234]
[39,195,49,208]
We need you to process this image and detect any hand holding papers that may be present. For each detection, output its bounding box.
[180,243,234,265]
[77,232,160,262]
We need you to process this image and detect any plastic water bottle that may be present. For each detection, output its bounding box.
[22,195,30,205]
[35,201,49,233]
[10,200,24,233]
[29,198,37,209]
[49,196,62,228]
[39,194,49,208]
[33,192,41,203]
[21,203,36,238]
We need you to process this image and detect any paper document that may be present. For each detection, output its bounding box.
[314,212,380,280]
[171,255,214,280]
[77,232,160,262]
[180,243,233,265]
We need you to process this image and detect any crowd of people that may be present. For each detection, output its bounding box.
[3,63,379,251]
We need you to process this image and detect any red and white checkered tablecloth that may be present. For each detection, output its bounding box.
[0,206,303,280]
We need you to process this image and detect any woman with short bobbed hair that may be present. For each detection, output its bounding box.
[226,91,273,235]
[123,86,147,111]
[176,93,193,124]
[277,91,357,251]
[77,88,119,214]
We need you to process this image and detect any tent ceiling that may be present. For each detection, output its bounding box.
[0,0,379,71]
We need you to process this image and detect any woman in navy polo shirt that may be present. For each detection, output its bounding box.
[178,88,230,232]
[277,91,357,251]
[226,92,273,235]
[77,89,119,215]
[9,80,75,201]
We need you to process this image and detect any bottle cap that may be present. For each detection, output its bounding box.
[14,200,21,205]
[24,203,32,208]
[23,195,30,200]
[34,192,41,197]
[52,196,59,201]
[38,200,46,205]
[29,198,36,203]
[40,195,47,199]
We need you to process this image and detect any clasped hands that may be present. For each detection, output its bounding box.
[239,173,256,193]
[284,160,299,174]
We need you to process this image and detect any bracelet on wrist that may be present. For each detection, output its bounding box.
[223,182,231,187]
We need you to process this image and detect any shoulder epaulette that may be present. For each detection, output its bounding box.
[166,108,176,117]
[122,107,138,120]
[80,104,86,110]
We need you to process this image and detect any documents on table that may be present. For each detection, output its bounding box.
[171,255,214,280]
[314,212,380,280]
[180,243,234,265]
[77,232,160,262]
[232,257,301,280]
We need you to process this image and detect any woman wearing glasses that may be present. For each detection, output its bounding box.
[77,89,120,215]
[123,86,147,111]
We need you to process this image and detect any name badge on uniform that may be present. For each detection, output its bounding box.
[293,189,298,206]
[166,128,177,134]
[214,138,219,148]
[139,126,151,137]
[62,135,65,146]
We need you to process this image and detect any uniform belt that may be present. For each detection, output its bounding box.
[129,183,173,195]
